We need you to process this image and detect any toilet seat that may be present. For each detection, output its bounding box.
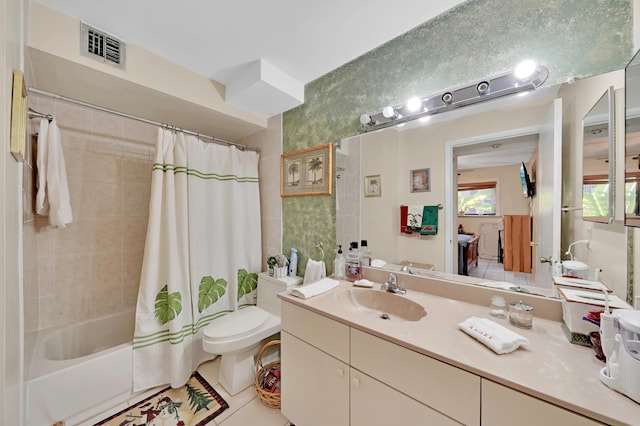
[203,306,269,341]
[202,306,280,355]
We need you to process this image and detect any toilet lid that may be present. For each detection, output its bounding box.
[203,306,270,341]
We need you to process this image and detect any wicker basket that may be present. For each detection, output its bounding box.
[254,339,281,408]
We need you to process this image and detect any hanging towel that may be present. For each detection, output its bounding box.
[458,317,529,354]
[35,119,49,215]
[303,259,327,284]
[406,205,423,233]
[420,205,438,235]
[36,118,73,228]
[400,205,412,234]
[291,277,339,299]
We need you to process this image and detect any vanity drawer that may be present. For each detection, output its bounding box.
[281,301,350,363]
[351,328,480,426]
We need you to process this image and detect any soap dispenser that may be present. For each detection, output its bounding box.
[334,245,346,280]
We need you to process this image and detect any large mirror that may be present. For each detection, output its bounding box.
[582,87,615,224]
[625,50,640,227]
[337,69,628,300]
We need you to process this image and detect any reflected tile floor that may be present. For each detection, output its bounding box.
[78,357,290,426]
[467,257,533,287]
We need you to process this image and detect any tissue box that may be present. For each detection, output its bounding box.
[557,287,631,337]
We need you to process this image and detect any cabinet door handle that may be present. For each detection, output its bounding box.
[352,377,360,387]
[336,368,344,377]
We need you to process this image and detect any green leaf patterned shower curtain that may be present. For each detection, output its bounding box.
[133,128,261,392]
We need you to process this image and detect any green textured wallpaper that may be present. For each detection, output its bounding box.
[283,0,633,275]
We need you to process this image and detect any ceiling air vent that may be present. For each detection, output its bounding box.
[81,22,125,69]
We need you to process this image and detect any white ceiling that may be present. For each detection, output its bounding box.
[35,0,468,117]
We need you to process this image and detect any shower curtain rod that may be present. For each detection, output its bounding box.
[27,87,261,153]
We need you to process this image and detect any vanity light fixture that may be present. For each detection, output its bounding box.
[359,60,549,132]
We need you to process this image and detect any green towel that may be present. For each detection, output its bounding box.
[420,205,439,235]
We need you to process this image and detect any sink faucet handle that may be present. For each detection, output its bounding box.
[388,273,397,285]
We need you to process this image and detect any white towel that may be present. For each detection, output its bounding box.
[458,316,529,354]
[291,277,339,299]
[35,118,49,215]
[303,259,326,284]
[36,118,73,228]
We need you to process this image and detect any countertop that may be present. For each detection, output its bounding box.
[278,273,640,426]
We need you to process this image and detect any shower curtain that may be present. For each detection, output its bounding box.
[133,128,261,392]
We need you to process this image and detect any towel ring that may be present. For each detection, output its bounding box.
[310,242,325,261]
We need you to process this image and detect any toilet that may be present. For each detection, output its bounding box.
[202,272,301,395]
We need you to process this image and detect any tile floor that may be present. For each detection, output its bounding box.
[467,257,533,287]
[78,357,290,426]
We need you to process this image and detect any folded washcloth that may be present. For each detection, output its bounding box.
[303,259,327,284]
[458,316,530,354]
[291,277,339,299]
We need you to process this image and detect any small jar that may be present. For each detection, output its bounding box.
[509,300,533,329]
[490,295,507,318]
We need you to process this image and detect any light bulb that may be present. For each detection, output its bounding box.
[406,97,422,112]
[382,106,398,119]
[360,114,375,126]
[515,60,537,79]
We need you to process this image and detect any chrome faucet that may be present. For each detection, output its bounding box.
[400,263,413,274]
[381,273,407,295]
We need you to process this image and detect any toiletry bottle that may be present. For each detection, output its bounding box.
[553,261,562,276]
[359,240,371,267]
[345,242,362,282]
[333,245,346,280]
[288,248,298,277]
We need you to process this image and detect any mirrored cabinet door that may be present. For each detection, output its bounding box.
[625,50,640,227]
[582,86,614,224]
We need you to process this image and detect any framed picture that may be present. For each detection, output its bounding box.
[410,168,431,192]
[364,174,381,197]
[281,143,333,196]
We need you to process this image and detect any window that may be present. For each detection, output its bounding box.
[458,181,497,216]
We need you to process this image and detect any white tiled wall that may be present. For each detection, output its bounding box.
[23,96,156,332]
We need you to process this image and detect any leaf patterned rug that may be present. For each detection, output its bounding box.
[94,372,229,426]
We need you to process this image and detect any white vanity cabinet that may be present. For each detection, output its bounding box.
[281,303,350,426]
[481,380,605,426]
[281,301,478,426]
[351,328,479,425]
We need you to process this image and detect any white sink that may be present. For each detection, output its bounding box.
[339,288,427,322]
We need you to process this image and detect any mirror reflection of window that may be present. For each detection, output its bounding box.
[582,86,614,224]
[457,181,497,216]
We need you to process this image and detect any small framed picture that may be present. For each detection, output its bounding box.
[410,168,430,192]
[364,174,381,197]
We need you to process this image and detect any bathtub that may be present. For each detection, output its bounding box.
[26,310,136,425]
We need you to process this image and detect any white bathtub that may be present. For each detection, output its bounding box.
[26,310,136,425]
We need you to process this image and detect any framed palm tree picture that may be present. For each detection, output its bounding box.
[281,143,333,196]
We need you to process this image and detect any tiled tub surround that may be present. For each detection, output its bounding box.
[279,268,639,425]
[23,96,156,332]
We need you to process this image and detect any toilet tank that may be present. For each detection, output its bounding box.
[257,272,302,316]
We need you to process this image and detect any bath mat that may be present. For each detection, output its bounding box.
[94,372,229,426]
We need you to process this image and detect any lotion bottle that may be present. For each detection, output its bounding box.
[333,245,346,280]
